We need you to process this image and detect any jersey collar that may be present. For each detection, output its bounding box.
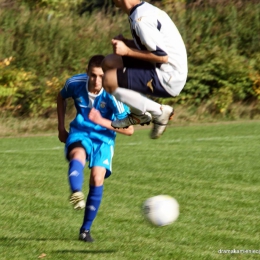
[129,1,145,15]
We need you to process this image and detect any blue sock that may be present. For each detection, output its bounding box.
[80,185,103,232]
[68,159,84,192]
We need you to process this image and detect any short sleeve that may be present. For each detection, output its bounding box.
[134,16,167,56]
[60,77,75,99]
[110,96,130,120]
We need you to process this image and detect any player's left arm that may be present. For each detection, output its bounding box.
[112,40,167,63]
[113,34,137,49]
[112,17,168,63]
[88,108,134,136]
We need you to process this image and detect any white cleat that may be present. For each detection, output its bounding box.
[69,191,85,210]
[150,105,174,139]
[111,112,152,129]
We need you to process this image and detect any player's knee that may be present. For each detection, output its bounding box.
[102,55,114,72]
[90,175,105,186]
[102,54,122,71]
[102,70,117,94]
[69,148,86,165]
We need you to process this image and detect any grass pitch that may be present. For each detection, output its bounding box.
[0,121,260,260]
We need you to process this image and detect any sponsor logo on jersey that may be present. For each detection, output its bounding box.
[100,101,106,108]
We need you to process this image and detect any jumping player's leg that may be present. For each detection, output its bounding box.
[103,69,156,114]
[102,56,174,138]
[102,55,163,117]
[102,53,123,71]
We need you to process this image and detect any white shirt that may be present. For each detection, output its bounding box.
[129,1,188,96]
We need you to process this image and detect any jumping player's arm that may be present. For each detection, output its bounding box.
[112,39,167,63]
[112,16,168,64]
[113,34,137,49]
[88,108,134,136]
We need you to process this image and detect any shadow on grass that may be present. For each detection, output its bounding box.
[54,249,117,254]
[0,237,117,254]
[0,236,72,242]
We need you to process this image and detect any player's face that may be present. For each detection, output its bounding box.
[88,66,104,93]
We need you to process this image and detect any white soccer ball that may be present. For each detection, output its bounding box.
[142,195,179,226]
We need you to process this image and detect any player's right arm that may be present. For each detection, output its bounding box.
[57,92,69,143]
[57,76,74,143]
[88,108,134,136]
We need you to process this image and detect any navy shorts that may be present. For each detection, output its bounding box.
[117,57,172,98]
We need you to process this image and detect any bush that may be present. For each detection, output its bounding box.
[0,57,69,116]
[0,0,259,118]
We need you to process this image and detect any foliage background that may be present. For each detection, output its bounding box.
[0,0,260,119]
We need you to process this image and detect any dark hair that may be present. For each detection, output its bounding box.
[87,55,105,71]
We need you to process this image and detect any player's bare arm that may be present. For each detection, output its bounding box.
[111,39,168,63]
[114,34,137,48]
[57,92,69,143]
[88,108,134,136]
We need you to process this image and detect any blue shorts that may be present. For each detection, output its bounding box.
[65,132,114,178]
[117,56,172,98]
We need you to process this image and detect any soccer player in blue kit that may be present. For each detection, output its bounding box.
[57,55,134,242]
[102,0,188,139]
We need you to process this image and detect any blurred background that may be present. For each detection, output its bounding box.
[0,0,259,135]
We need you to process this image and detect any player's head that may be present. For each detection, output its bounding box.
[87,55,105,92]
[112,0,121,8]
[112,0,138,14]
[87,55,105,72]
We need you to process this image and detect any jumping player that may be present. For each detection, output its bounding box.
[57,55,134,242]
[102,0,188,139]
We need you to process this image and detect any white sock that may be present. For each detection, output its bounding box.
[145,98,162,116]
[112,88,162,116]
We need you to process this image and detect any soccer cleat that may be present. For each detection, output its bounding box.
[150,105,174,139]
[69,191,85,210]
[111,112,152,129]
[79,230,94,242]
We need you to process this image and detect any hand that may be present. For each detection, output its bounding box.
[88,108,103,125]
[58,128,68,143]
[111,39,129,56]
[113,34,125,41]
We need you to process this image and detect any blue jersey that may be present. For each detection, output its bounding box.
[60,73,129,145]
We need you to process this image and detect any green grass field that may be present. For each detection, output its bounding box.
[0,121,260,260]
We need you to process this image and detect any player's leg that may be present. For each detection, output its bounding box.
[102,57,174,138]
[102,68,153,127]
[115,66,174,138]
[79,142,113,242]
[150,105,174,139]
[65,134,92,209]
[67,142,87,210]
[102,53,123,71]
[102,54,154,125]
[79,166,106,242]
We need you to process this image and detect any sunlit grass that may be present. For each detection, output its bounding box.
[0,121,260,259]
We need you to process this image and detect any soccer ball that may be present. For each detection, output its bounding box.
[142,195,179,226]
